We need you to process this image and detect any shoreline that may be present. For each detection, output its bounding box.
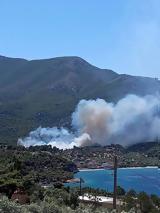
[119,166,158,170]
[78,166,159,172]
[78,168,106,172]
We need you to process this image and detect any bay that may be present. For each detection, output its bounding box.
[66,168,160,196]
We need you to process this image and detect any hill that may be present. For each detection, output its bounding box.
[0,55,160,145]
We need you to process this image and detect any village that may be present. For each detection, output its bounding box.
[63,143,160,169]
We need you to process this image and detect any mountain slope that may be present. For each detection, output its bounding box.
[0,55,160,145]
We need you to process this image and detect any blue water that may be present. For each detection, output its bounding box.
[66,168,160,196]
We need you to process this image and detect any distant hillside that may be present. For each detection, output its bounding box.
[126,142,160,153]
[0,55,160,145]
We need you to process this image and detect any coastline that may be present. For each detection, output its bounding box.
[78,166,159,172]
[119,166,158,170]
[66,166,160,195]
[78,168,105,172]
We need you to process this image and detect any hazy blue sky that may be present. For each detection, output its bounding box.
[0,0,160,77]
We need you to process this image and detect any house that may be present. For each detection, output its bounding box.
[11,188,30,204]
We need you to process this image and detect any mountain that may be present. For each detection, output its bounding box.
[0,55,160,145]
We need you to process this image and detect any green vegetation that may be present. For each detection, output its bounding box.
[0,145,160,212]
[123,190,160,213]
[0,145,77,197]
[0,195,111,213]
[0,187,160,213]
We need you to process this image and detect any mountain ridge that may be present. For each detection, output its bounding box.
[0,55,160,145]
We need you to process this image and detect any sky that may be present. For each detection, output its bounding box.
[0,0,160,78]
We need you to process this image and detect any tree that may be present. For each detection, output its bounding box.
[69,190,79,209]
[116,186,126,196]
[150,194,160,208]
[138,192,154,213]
[124,194,137,211]
[126,189,137,197]
[0,196,22,213]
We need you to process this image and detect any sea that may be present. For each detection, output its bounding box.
[65,167,160,196]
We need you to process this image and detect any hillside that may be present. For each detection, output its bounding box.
[0,55,160,145]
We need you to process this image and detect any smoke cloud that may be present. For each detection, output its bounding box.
[18,94,160,149]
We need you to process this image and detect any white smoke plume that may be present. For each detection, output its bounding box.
[18,94,160,149]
